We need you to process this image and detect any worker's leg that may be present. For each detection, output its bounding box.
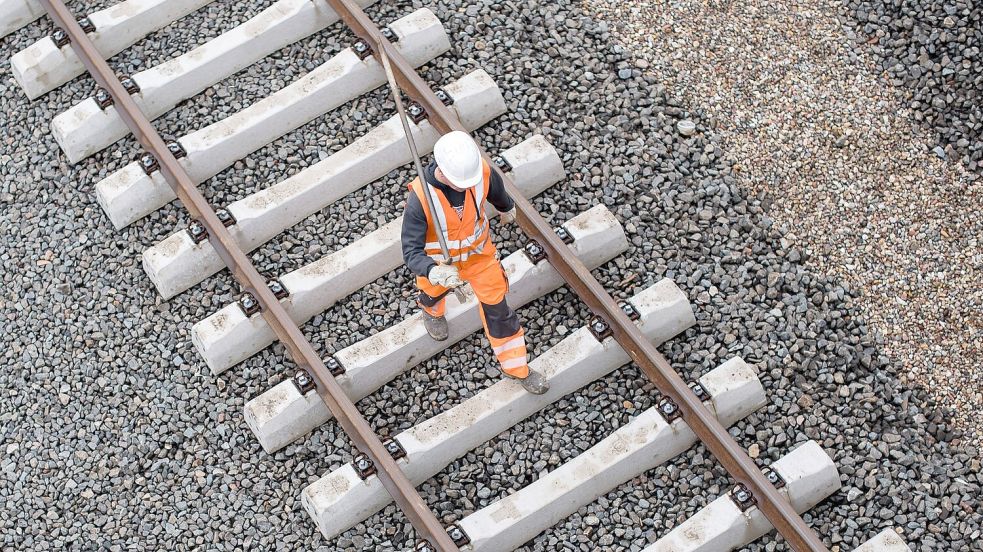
[460,254,529,378]
[415,274,450,340]
[415,275,450,316]
[479,301,528,378]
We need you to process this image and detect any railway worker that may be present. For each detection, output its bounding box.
[401,131,549,395]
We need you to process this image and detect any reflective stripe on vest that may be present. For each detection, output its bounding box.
[409,161,492,264]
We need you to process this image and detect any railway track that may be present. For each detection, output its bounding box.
[4,0,918,550]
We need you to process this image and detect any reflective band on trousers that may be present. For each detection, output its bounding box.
[499,357,528,370]
[492,336,525,355]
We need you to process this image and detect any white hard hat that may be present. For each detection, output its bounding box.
[433,131,483,189]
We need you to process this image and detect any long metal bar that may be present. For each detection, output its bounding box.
[37,1,457,549]
[377,43,466,304]
[324,1,831,550]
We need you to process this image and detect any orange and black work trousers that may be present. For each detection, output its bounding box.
[416,252,529,378]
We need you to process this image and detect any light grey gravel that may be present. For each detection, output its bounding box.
[581,0,983,443]
[0,0,980,551]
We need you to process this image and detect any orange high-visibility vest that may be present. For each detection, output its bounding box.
[408,161,494,264]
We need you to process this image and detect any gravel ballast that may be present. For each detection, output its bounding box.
[0,0,980,551]
[580,0,982,444]
[841,0,982,171]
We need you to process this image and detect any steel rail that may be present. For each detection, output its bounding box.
[36,1,458,549]
[324,1,831,550]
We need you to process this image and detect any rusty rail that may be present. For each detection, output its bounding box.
[324,1,831,550]
[36,1,459,550]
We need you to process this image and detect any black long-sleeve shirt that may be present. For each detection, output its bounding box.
[401,161,514,278]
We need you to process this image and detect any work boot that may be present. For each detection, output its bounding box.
[504,368,550,395]
[422,311,448,341]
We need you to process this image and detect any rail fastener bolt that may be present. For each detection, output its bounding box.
[77,17,95,33]
[658,396,682,422]
[352,39,373,60]
[166,141,187,159]
[407,102,427,123]
[555,226,574,244]
[447,524,470,546]
[434,88,454,106]
[267,279,288,299]
[139,153,159,175]
[619,300,640,320]
[239,293,260,316]
[187,220,208,244]
[292,369,316,395]
[524,240,547,264]
[353,454,376,479]
[730,483,757,511]
[492,155,512,172]
[94,88,113,110]
[120,76,140,95]
[763,466,786,489]
[52,29,70,48]
[588,315,612,341]
[215,208,236,227]
[690,381,711,402]
[326,356,345,377]
[383,438,406,460]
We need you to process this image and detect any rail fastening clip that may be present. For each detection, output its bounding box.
[730,483,757,511]
[492,155,512,172]
[353,453,376,480]
[658,396,682,422]
[690,381,711,402]
[762,466,786,489]
[619,300,640,320]
[292,369,316,395]
[447,524,470,547]
[383,438,406,460]
[166,141,186,159]
[352,38,373,60]
[588,315,612,341]
[77,17,95,33]
[325,356,345,377]
[215,208,236,227]
[434,88,454,106]
[120,76,140,95]
[187,220,208,244]
[52,29,70,48]
[407,102,427,124]
[555,225,574,244]
[524,240,547,264]
[139,153,159,175]
[267,279,288,300]
[94,88,113,110]
[239,292,260,316]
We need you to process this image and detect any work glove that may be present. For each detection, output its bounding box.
[498,207,517,225]
[428,263,464,288]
